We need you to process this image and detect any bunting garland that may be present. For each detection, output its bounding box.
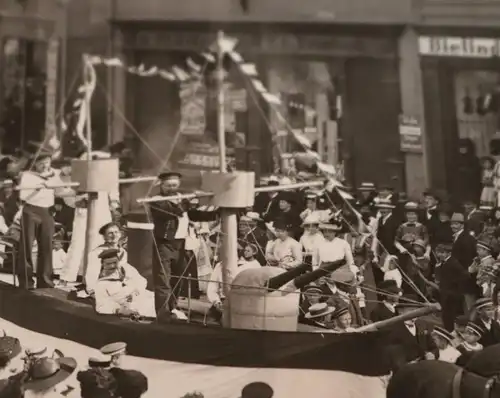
[226,50,340,181]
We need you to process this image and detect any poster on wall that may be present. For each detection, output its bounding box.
[180,80,207,136]
[399,115,423,153]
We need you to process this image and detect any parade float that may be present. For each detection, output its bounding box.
[0,32,440,398]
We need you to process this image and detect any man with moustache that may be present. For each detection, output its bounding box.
[149,172,217,321]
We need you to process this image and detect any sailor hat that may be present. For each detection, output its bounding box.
[100,342,127,356]
[88,353,112,368]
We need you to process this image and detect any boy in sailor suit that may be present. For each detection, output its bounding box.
[94,248,156,318]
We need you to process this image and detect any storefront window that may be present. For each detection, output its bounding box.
[0,38,47,153]
[454,70,500,157]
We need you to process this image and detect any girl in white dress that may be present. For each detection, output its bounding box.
[59,151,119,286]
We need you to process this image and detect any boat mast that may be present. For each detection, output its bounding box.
[214,31,238,297]
[81,55,98,282]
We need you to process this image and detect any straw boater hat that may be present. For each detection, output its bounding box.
[477,237,494,253]
[319,219,343,232]
[404,202,419,212]
[305,303,335,319]
[302,213,321,226]
[358,182,376,191]
[375,198,395,209]
[240,212,262,223]
[100,342,127,357]
[88,353,112,368]
[432,326,455,345]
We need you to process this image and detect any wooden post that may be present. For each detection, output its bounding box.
[215,31,239,298]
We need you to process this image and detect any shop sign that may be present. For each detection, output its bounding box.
[45,39,59,140]
[419,36,500,58]
[399,115,422,153]
[180,80,206,136]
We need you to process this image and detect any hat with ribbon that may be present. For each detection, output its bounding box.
[24,356,77,392]
[466,322,486,337]
[100,342,127,357]
[304,303,335,319]
[302,213,321,226]
[375,198,395,209]
[240,212,262,223]
[0,331,21,362]
[474,297,494,312]
[319,218,343,232]
[331,306,350,320]
[404,202,419,212]
[450,213,465,223]
[432,326,454,345]
[358,182,376,191]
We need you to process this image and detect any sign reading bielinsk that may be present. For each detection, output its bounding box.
[419,36,500,58]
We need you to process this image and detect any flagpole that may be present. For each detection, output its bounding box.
[81,55,98,284]
[215,31,238,297]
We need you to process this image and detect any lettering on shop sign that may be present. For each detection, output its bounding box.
[399,115,422,153]
[419,36,500,58]
[125,30,395,57]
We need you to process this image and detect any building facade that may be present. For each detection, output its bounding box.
[94,0,411,189]
[0,0,66,153]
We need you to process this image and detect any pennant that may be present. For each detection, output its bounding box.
[317,162,337,176]
[210,36,238,53]
[103,58,123,67]
[187,58,202,73]
[158,70,176,81]
[262,92,282,105]
[202,52,216,63]
[137,64,146,74]
[87,56,102,65]
[172,66,190,82]
[240,63,258,76]
[251,80,267,93]
[291,129,312,149]
[229,51,243,63]
[142,66,159,76]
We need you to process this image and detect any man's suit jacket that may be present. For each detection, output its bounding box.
[452,230,477,270]
[476,319,500,347]
[419,209,441,246]
[435,255,471,297]
[376,214,400,255]
[370,302,396,323]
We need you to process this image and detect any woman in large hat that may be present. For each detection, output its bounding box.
[299,214,324,269]
[264,219,302,270]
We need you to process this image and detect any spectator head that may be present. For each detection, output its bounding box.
[109,368,148,398]
[77,368,117,398]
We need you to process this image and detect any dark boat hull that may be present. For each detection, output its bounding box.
[0,282,392,377]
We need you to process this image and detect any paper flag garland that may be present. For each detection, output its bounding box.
[228,46,343,185]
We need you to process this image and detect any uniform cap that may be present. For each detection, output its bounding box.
[466,322,486,337]
[474,298,494,311]
[100,342,127,356]
[88,353,112,368]
[331,306,350,320]
[98,222,119,236]
[432,326,454,344]
[158,172,182,181]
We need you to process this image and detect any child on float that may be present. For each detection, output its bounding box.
[455,322,485,366]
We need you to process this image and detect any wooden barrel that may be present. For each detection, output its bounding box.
[126,212,154,289]
[224,267,300,331]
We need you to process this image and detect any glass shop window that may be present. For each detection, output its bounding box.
[0,38,48,153]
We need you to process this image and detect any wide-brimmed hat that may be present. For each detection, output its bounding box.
[319,220,343,232]
[0,331,21,362]
[412,239,427,250]
[25,356,77,392]
[302,214,321,226]
[304,303,335,319]
[375,198,395,209]
[100,342,127,356]
[240,212,262,223]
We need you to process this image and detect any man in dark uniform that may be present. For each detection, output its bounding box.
[149,172,217,321]
[472,298,500,347]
